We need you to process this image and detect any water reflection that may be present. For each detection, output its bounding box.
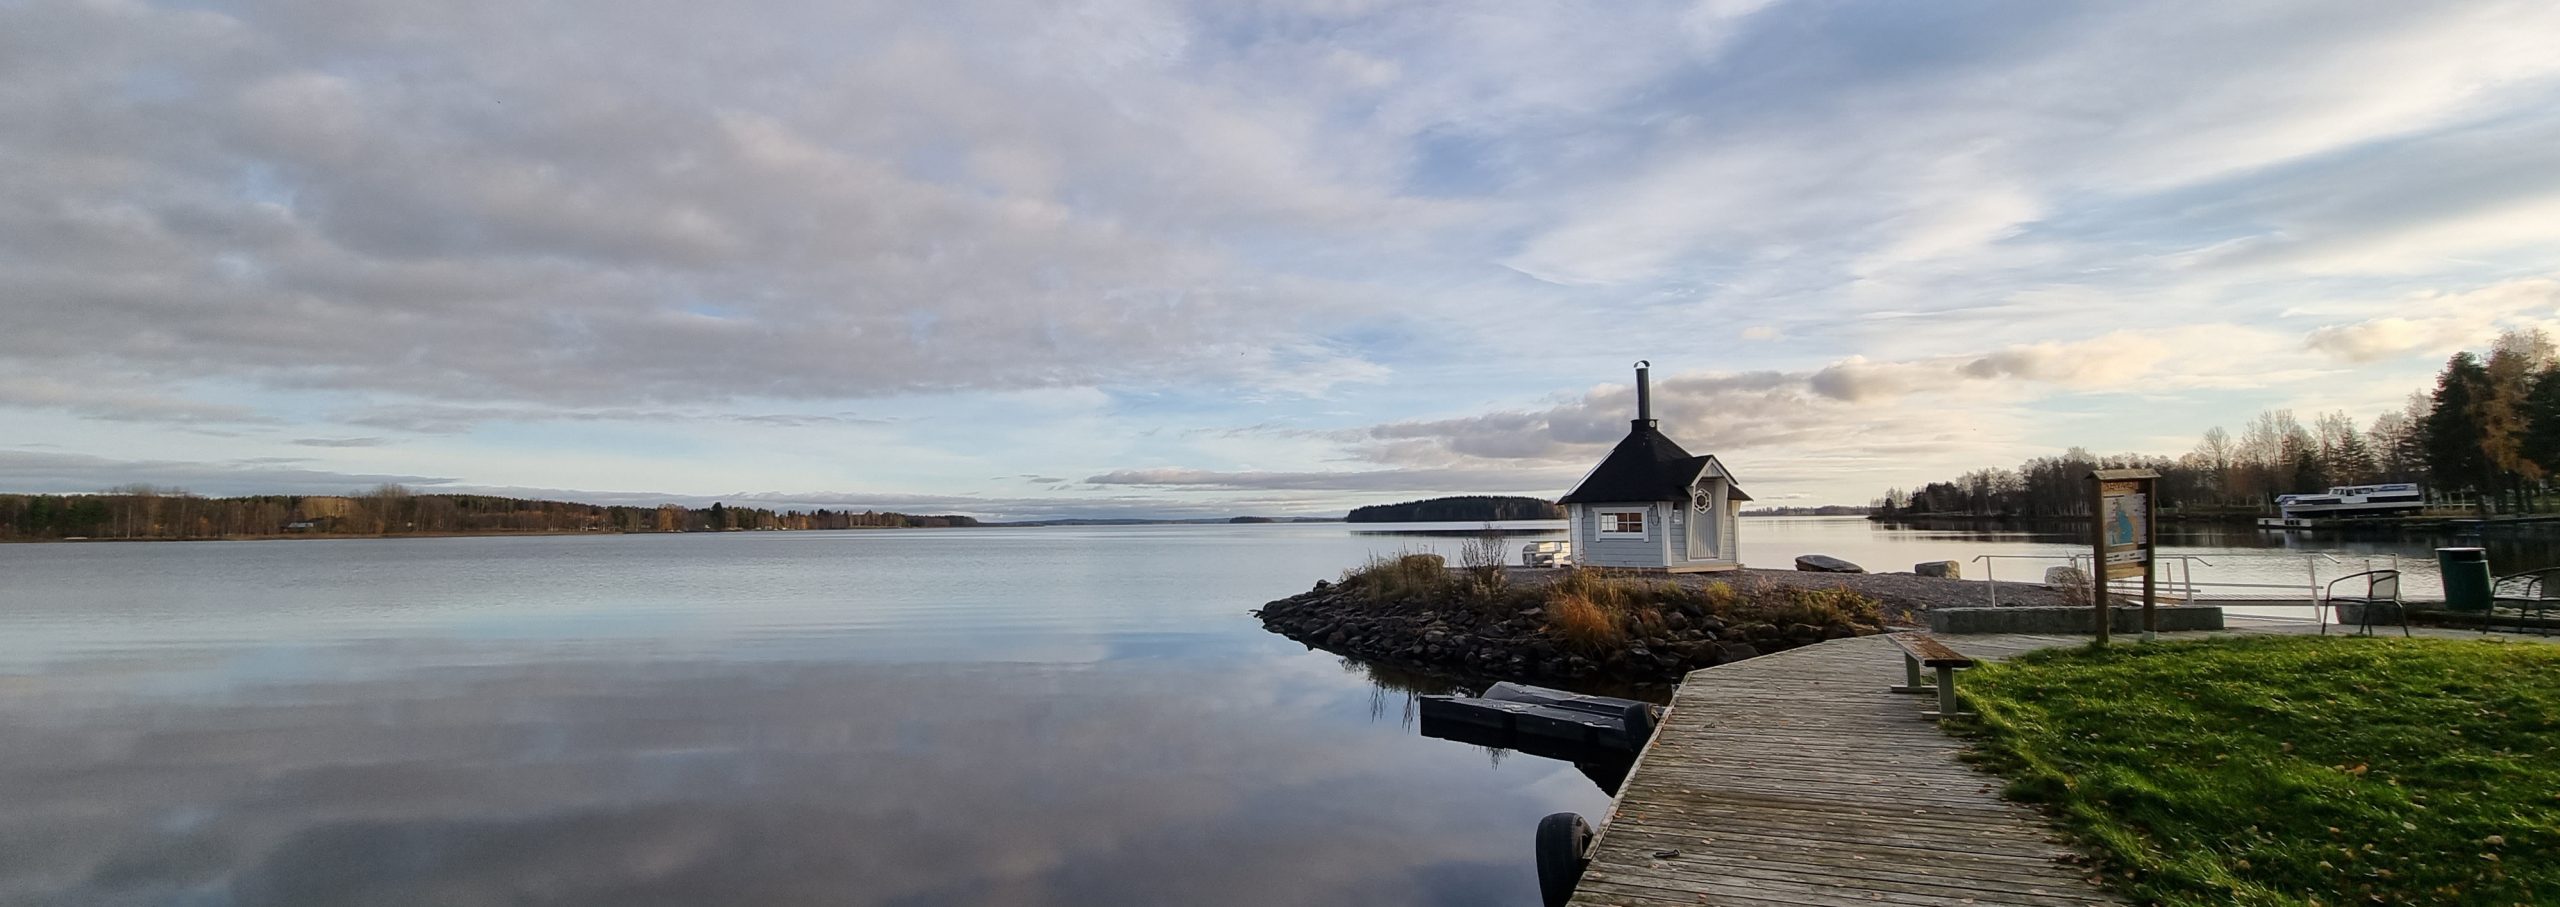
[4,652,1601,907]
[1319,658,1643,797]
[1414,719,1635,797]
[30,517,2537,905]
[0,530,1618,907]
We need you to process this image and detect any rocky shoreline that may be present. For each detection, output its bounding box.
[1257,566,2018,687]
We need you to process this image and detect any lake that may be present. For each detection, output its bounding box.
[1,517,2542,905]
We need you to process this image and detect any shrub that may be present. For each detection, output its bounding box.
[1546,567,1703,614]
[1458,524,1508,578]
[1457,525,1514,607]
[1546,590,1624,651]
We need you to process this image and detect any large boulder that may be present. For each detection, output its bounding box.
[1795,554,1866,573]
[2044,566,2087,589]
[1914,560,1961,579]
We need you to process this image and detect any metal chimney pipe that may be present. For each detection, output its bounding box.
[1634,360,1654,427]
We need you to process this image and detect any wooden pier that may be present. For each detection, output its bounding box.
[1566,632,2123,907]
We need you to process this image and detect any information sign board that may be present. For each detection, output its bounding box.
[2087,468,2162,645]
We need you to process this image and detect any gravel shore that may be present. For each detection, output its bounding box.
[1501,565,2072,625]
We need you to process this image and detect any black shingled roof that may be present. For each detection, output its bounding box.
[1560,424,1699,504]
[1558,423,1750,504]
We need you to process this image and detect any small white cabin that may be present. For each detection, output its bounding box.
[1557,364,1749,572]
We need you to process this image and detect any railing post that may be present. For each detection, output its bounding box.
[2310,559,2325,632]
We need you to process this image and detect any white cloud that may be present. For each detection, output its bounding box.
[5,0,2559,509]
[0,449,448,496]
[0,375,272,425]
[2304,278,2560,362]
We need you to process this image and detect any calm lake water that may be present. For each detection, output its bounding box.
[2,517,2544,905]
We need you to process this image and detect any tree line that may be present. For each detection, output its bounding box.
[1874,329,2560,518]
[1345,495,1563,523]
[1742,505,1873,516]
[0,485,978,540]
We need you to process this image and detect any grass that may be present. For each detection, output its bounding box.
[1960,635,2560,906]
[1339,551,1456,605]
[1546,590,1623,649]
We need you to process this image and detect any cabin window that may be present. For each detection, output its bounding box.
[1599,510,1647,538]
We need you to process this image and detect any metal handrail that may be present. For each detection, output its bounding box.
[1967,551,2409,622]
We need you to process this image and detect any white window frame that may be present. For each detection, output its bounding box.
[1597,508,1649,540]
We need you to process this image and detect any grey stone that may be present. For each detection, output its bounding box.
[2044,566,2088,589]
[1795,554,1866,573]
[1914,560,1960,579]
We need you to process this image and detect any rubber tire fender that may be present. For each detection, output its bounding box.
[1535,811,1594,907]
[1619,701,1657,745]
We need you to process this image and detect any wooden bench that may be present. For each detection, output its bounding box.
[1886,632,1977,722]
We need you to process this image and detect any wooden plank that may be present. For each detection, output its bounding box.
[1885,631,1975,666]
[1564,633,2130,907]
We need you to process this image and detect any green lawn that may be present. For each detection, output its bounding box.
[1960,635,2558,906]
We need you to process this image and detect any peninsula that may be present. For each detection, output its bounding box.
[0,489,977,541]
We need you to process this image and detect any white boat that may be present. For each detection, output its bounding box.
[2258,483,2425,529]
[1521,539,1573,567]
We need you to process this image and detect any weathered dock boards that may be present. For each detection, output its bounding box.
[1565,617,2559,906]
[1567,633,2123,907]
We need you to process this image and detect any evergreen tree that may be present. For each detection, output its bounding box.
[2524,364,2560,493]
[2425,353,2492,510]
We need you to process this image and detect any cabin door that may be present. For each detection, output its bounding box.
[1690,487,1717,560]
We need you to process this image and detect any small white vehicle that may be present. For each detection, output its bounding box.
[1520,539,1572,568]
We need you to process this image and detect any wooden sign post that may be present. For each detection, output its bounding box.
[2087,468,2161,645]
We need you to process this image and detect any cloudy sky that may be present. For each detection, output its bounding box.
[6,0,2560,518]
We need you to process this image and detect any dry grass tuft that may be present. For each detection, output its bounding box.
[1531,570,1883,651]
[1339,550,1453,607]
[1730,583,1884,627]
[1545,591,1624,651]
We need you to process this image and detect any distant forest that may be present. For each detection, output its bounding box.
[1875,329,2560,518]
[0,486,978,541]
[1344,495,1562,523]
[1742,505,1872,516]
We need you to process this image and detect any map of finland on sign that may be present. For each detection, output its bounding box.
[2105,492,2146,549]
[2102,491,2147,577]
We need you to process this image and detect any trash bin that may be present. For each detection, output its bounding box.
[2438,547,2492,612]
